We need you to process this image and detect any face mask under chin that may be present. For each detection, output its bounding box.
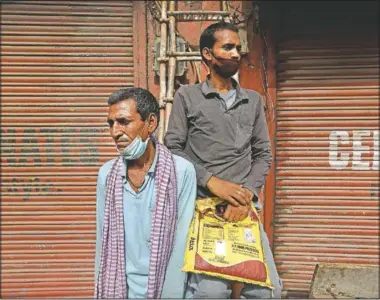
[214,62,239,78]
[119,135,150,160]
[208,50,240,78]
[118,123,150,160]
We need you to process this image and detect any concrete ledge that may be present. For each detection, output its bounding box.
[309,263,379,299]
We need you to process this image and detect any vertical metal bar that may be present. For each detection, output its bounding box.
[222,1,228,12]
[133,1,148,89]
[222,1,230,22]
[158,0,167,143]
[165,0,176,133]
[263,28,277,249]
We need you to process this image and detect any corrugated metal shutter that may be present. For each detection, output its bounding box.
[274,35,379,298]
[1,1,133,297]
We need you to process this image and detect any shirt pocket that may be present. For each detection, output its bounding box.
[234,123,252,149]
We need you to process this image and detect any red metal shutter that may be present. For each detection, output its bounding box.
[1,1,133,297]
[274,37,379,297]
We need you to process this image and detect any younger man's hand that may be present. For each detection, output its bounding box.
[243,188,254,202]
[206,176,251,206]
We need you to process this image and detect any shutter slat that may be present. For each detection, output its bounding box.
[0,1,134,298]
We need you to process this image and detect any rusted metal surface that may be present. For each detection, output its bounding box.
[261,33,278,248]
[133,1,148,89]
[274,31,379,299]
[0,1,134,298]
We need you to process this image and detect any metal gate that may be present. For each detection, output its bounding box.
[272,2,379,297]
[275,37,379,297]
[273,3,380,292]
[1,1,134,297]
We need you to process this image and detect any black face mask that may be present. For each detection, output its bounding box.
[208,49,240,78]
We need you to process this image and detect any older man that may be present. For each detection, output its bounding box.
[94,88,196,298]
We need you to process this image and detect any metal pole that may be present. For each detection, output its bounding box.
[167,51,198,56]
[157,56,202,61]
[165,0,176,133]
[158,0,167,143]
[167,10,229,15]
[176,56,202,61]
[222,1,231,23]
[222,1,228,13]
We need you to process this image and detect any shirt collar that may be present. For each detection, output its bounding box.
[201,75,249,102]
[121,141,158,178]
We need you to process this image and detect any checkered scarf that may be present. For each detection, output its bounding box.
[95,141,178,299]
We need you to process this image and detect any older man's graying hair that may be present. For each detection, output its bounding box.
[108,88,160,124]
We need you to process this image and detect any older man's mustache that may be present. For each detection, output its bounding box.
[116,134,131,143]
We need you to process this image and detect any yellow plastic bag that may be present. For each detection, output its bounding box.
[182,197,273,289]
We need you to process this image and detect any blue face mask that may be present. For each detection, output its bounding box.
[119,135,150,160]
[118,121,150,160]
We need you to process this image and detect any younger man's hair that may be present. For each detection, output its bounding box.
[199,22,239,63]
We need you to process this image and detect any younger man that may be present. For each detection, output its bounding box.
[165,22,282,298]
